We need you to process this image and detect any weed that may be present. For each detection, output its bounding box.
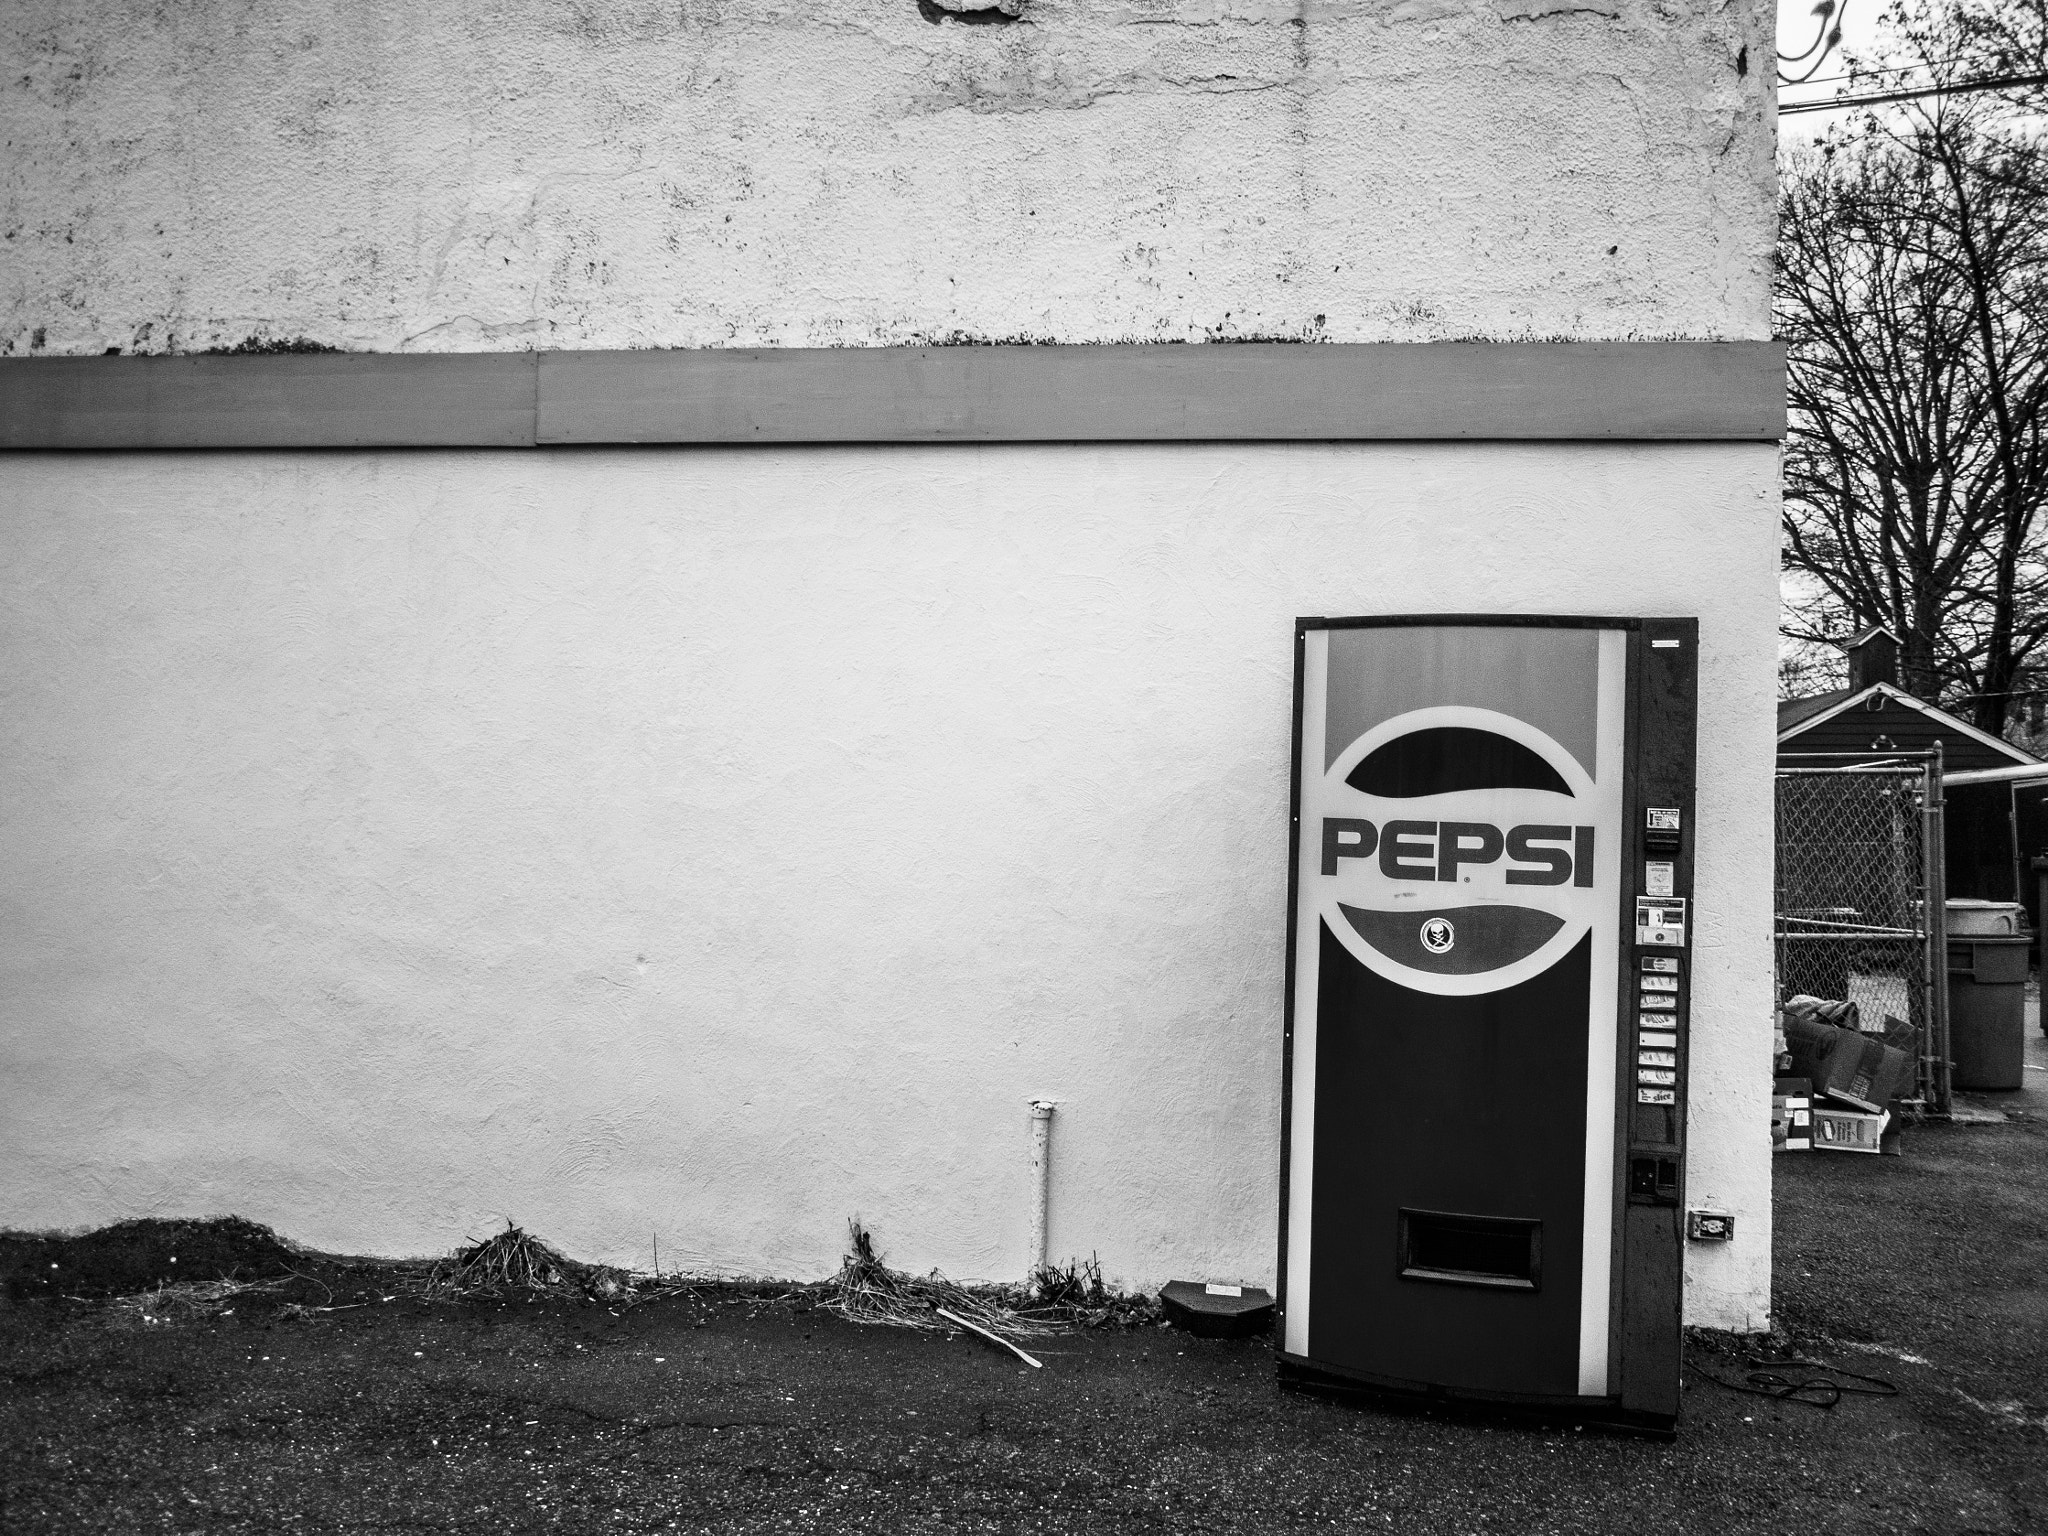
[820,1221,1065,1340]
[1032,1255,1160,1330]
[419,1221,630,1303]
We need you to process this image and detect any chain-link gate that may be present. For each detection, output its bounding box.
[1775,751,1951,1114]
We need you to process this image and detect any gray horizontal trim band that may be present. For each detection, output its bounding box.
[0,353,539,449]
[0,342,1784,450]
[538,342,1784,444]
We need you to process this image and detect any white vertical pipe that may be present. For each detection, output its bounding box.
[1027,1099,1057,1278]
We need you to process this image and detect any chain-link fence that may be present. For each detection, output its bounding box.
[1775,753,1951,1113]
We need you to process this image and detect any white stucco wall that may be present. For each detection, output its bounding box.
[3,0,1780,1330]
[2,0,1774,354]
[0,442,1779,1327]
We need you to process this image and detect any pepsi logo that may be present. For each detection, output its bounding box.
[1307,705,1610,997]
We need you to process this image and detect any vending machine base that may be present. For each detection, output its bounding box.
[1275,1358,1681,1440]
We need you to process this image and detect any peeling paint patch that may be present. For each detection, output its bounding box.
[908,58,1306,116]
[1385,0,1480,21]
[919,0,1028,23]
[205,336,343,355]
[1491,0,1620,18]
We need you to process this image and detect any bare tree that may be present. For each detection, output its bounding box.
[1779,0,2048,733]
[1955,0,2047,111]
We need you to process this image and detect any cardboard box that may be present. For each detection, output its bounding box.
[1772,1074,1812,1152]
[1812,1107,1888,1154]
[1783,1012,1914,1112]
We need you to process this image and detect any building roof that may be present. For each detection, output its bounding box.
[1776,689,1853,734]
[1777,682,2038,770]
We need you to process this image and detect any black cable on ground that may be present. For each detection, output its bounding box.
[1686,1352,1901,1410]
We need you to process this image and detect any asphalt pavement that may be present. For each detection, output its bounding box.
[3,1025,2045,1533]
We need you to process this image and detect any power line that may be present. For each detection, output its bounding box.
[1786,55,1974,91]
[1952,684,2048,702]
[1781,71,2048,115]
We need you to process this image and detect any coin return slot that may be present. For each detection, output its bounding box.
[1396,1210,1542,1292]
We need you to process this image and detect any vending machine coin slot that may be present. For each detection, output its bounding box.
[1627,1157,1681,1206]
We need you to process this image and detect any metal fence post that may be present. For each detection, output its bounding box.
[1924,744,1951,1116]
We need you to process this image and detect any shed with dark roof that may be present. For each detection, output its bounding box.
[1776,628,2037,774]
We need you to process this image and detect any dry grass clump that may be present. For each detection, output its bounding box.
[105,1276,289,1326]
[420,1221,630,1302]
[820,1222,1066,1341]
[78,1216,1158,1337]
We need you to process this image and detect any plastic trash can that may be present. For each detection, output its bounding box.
[1946,898,2029,936]
[1946,933,2031,1090]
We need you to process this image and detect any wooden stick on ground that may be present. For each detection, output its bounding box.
[934,1305,1043,1369]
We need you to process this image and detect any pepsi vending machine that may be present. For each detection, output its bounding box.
[1279,615,1697,1433]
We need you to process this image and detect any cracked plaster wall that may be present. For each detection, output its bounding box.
[2,0,1775,353]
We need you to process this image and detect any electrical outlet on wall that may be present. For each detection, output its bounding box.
[1686,1211,1734,1242]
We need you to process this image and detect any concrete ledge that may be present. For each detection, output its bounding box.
[0,343,1785,449]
